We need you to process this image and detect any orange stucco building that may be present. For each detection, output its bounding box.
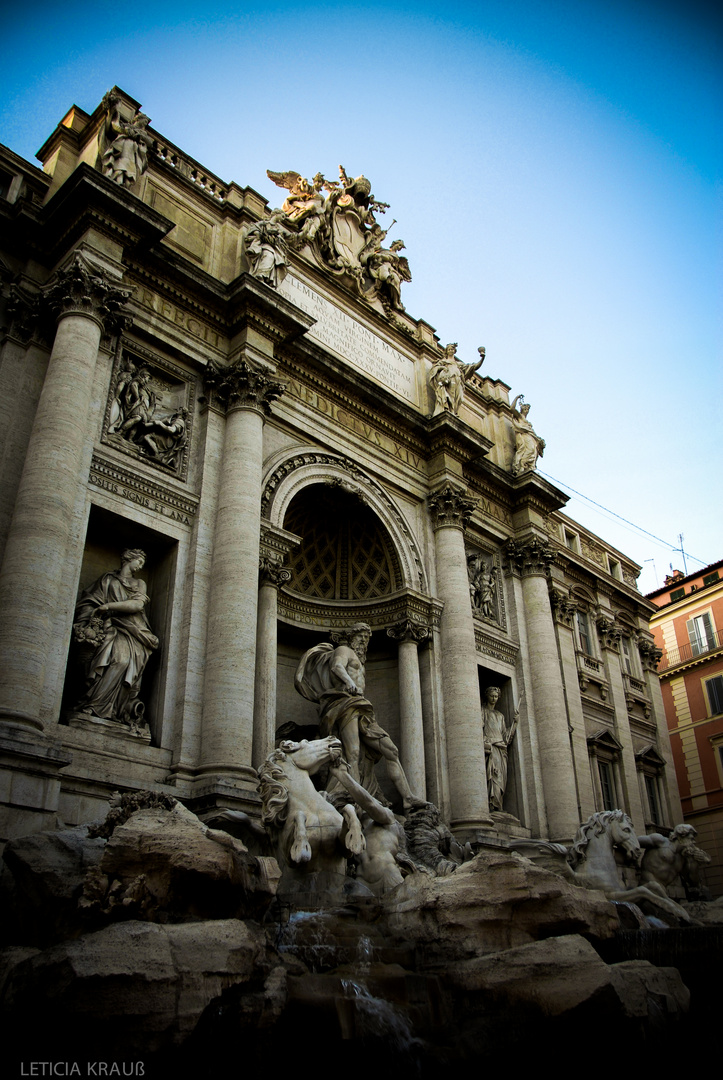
[648,560,723,895]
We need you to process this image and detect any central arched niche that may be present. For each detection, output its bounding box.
[282,483,402,601]
[275,483,402,800]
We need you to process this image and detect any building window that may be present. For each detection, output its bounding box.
[703,572,720,587]
[621,636,635,675]
[687,612,716,657]
[564,530,579,553]
[706,674,723,716]
[644,774,661,824]
[608,557,621,580]
[670,587,685,602]
[598,761,616,811]
[577,610,593,655]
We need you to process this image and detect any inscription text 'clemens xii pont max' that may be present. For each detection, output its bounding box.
[279,275,418,405]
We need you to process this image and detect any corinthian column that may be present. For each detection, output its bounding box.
[199,360,285,788]
[252,557,291,768]
[0,252,131,731]
[505,537,579,840]
[428,484,492,834]
[387,619,430,798]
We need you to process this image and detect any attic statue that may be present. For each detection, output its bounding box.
[243,213,289,288]
[102,97,152,188]
[295,622,425,811]
[510,395,545,476]
[72,549,159,733]
[429,344,485,415]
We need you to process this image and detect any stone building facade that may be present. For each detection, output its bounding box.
[0,87,680,846]
[647,561,723,894]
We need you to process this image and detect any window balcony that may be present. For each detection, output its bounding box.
[659,628,723,671]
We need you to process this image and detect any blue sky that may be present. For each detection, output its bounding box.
[1,0,720,593]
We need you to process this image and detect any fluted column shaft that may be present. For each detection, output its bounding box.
[252,559,290,768]
[388,620,429,798]
[0,255,130,729]
[200,361,284,776]
[429,486,491,832]
[507,538,579,840]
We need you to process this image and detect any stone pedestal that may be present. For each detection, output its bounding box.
[429,485,492,834]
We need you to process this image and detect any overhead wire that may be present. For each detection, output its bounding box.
[537,469,707,567]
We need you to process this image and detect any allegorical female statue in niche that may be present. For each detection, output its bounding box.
[72,549,159,733]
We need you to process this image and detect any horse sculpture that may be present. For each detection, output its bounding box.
[567,810,693,924]
[257,736,368,900]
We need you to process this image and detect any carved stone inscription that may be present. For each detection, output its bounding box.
[279,275,417,404]
[285,379,424,471]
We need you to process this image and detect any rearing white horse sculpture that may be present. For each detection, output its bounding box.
[567,810,693,924]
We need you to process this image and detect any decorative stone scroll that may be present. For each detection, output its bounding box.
[43,252,133,334]
[386,619,430,645]
[428,484,477,531]
[258,556,292,589]
[504,536,556,578]
[202,358,285,415]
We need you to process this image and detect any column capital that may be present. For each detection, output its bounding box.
[504,535,556,577]
[42,252,133,333]
[428,483,476,531]
[202,357,285,416]
[549,587,577,626]
[637,636,662,672]
[387,619,430,645]
[258,556,292,588]
[595,613,622,651]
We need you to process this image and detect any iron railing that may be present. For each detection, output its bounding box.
[660,627,723,670]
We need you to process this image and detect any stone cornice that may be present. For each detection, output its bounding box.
[473,625,519,666]
[425,411,493,465]
[89,452,199,526]
[227,273,316,344]
[428,483,477,531]
[278,588,443,633]
[40,163,173,263]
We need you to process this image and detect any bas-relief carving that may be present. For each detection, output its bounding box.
[509,395,545,476]
[71,549,158,736]
[429,343,485,416]
[482,687,518,813]
[294,622,425,811]
[101,93,152,189]
[267,165,411,323]
[467,551,498,620]
[105,352,191,475]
